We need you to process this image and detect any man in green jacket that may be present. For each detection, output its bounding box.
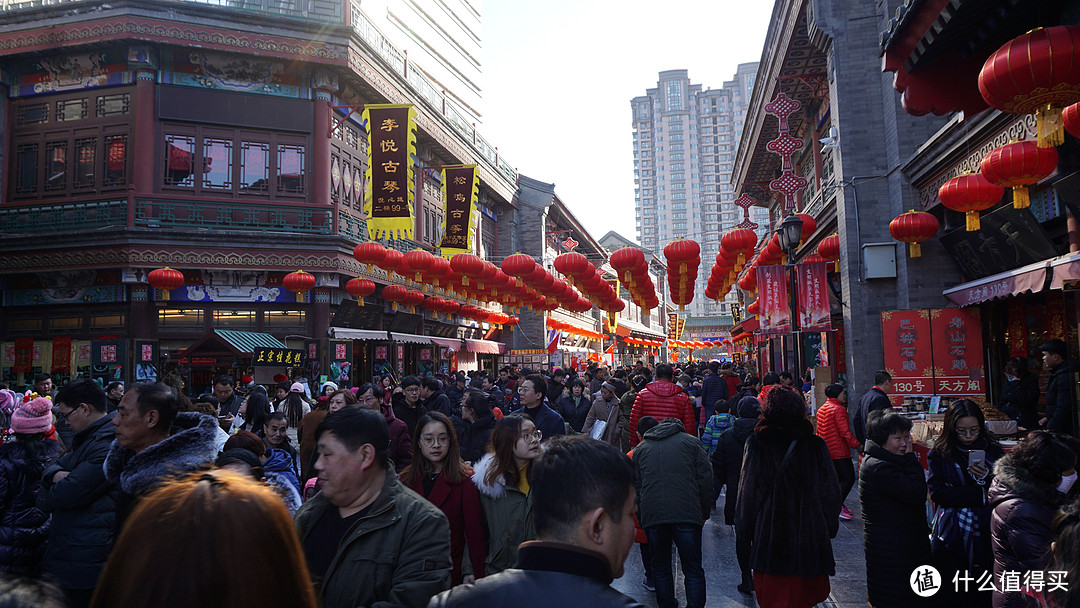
[295,407,451,608]
[633,417,713,608]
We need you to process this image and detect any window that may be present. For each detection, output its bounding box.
[162,125,307,199]
[212,309,257,329]
[266,310,307,329]
[91,314,126,329]
[49,316,82,330]
[158,308,205,330]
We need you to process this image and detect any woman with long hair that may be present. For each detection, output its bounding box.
[0,397,60,576]
[400,412,486,585]
[277,384,311,447]
[927,399,1005,608]
[89,470,318,608]
[471,413,540,574]
[456,390,496,465]
[231,391,270,435]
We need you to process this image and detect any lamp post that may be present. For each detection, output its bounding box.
[777,213,804,381]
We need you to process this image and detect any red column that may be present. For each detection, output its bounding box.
[132,69,156,197]
[312,90,332,208]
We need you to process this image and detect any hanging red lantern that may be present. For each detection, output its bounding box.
[450,253,485,286]
[979,26,1080,148]
[345,278,376,305]
[553,252,593,281]
[400,249,435,283]
[426,255,451,289]
[795,213,817,243]
[442,299,461,317]
[720,228,758,267]
[738,267,757,292]
[148,267,185,291]
[889,210,940,257]
[818,233,841,272]
[938,173,1004,231]
[501,253,536,278]
[506,315,520,327]
[353,242,387,273]
[380,284,408,311]
[378,249,404,276]
[282,270,316,293]
[610,247,646,283]
[1065,102,1080,140]
[747,300,760,316]
[979,141,1059,209]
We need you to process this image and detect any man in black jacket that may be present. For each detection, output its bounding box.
[430,436,644,608]
[420,377,453,418]
[853,370,893,445]
[40,380,119,608]
[1039,339,1076,433]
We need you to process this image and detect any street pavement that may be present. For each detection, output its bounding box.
[613,472,869,608]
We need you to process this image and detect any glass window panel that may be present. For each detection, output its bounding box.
[15,143,38,195]
[96,93,130,117]
[45,141,68,192]
[240,141,269,193]
[212,309,257,329]
[276,144,305,194]
[202,138,233,189]
[104,134,127,187]
[265,310,306,329]
[74,137,97,188]
[91,314,126,328]
[15,102,49,126]
[56,99,88,122]
[158,308,204,329]
[164,134,196,187]
[49,317,82,329]
[8,318,42,331]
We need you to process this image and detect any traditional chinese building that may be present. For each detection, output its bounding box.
[0,0,518,391]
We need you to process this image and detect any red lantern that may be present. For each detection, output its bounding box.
[889,210,940,258]
[501,253,536,278]
[282,270,316,293]
[381,284,408,311]
[610,247,646,282]
[553,252,593,280]
[818,233,841,272]
[506,315,520,327]
[938,173,1004,231]
[1065,103,1080,140]
[378,249,404,275]
[450,253,485,286]
[795,213,817,243]
[147,267,185,291]
[980,141,1059,209]
[400,249,435,282]
[345,278,376,305]
[738,267,757,292]
[979,26,1080,148]
[747,300,760,316]
[720,229,758,266]
[442,299,461,317]
[353,242,387,273]
[401,289,425,312]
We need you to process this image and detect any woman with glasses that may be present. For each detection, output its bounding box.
[401,412,486,585]
[927,399,1004,608]
[471,414,540,574]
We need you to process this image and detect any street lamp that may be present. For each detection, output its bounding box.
[776,213,803,382]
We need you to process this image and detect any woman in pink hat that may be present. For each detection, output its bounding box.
[0,396,60,576]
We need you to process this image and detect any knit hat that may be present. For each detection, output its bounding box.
[321,381,339,392]
[601,381,618,395]
[0,389,15,416]
[10,396,53,434]
[290,382,304,393]
[737,396,761,418]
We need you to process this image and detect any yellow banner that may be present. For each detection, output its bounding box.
[438,164,479,257]
[363,104,417,240]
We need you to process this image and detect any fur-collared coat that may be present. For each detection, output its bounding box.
[471,453,534,575]
[989,453,1065,608]
[103,412,219,530]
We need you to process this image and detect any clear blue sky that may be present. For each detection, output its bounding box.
[481,1,775,243]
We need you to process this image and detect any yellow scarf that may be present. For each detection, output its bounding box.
[517,464,530,495]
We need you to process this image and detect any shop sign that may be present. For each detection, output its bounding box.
[252,347,304,366]
[940,205,1057,281]
[52,337,72,374]
[796,262,831,331]
[881,310,934,396]
[439,165,478,256]
[510,349,548,355]
[757,265,791,335]
[1007,301,1028,358]
[1047,293,1067,340]
[375,346,388,359]
[930,308,984,397]
[363,104,417,240]
[331,341,352,362]
[420,348,432,361]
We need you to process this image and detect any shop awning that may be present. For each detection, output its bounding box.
[943,259,1049,307]
[430,337,463,352]
[465,339,505,354]
[730,318,760,336]
[1051,252,1080,290]
[327,327,388,341]
[389,332,432,345]
[179,330,287,359]
[609,317,666,340]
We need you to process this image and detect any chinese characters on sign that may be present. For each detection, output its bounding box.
[931,308,984,397]
[51,336,72,374]
[796,262,831,332]
[251,347,305,367]
[881,310,934,396]
[363,104,416,240]
[757,265,791,335]
[439,165,478,256]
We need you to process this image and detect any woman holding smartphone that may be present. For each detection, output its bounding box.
[927,399,1004,608]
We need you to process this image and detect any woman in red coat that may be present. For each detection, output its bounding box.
[814,384,861,520]
[400,411,487,585]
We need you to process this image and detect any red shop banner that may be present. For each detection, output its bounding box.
[13,338,32,374]
[880,310,934,396]
[796,262,831,332]
[51,336,72,374]
[1006,300,1027,358]
[930,308,984,397]
[757,265,790,335]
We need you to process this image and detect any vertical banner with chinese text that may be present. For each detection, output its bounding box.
[51,337,72,374]
[757,265,791,335]
[930,308,984,397]
[796,262,831,332]
[363,104,417,240]
[1007,300,1027,358]
[880,310,934,396]
[13,338,32,374]
[438,165,478,256]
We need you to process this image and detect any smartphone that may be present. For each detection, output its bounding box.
[968,449,986,469]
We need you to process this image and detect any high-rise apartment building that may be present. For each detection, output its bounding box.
[632,65,766,318]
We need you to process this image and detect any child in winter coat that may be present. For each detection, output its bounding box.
[701,399,734,458]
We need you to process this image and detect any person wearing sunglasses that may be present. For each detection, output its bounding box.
[472,414,542,574]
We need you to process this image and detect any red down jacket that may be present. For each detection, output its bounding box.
[629,380,696,447]
[815,398,861,459]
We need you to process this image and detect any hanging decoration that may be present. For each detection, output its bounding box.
[148,267,185,291]
[283,270,316,303]
[817,234,841,272]
[345,278,376,305]
[664,238,700,311]
[1065,102,1080,139]
[979,140,1058,209]
[362,104,417,239]
[764,92,809,211]
[438,164,479,256]
[938,173,1004,231]
[889,210,940,257]
[979,26,1080,148]
[609,247,657,311]
[353,242,388,274]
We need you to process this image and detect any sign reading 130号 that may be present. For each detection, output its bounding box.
[252,347,305,366]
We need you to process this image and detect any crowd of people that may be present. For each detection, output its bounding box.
[0,342,1077,608]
